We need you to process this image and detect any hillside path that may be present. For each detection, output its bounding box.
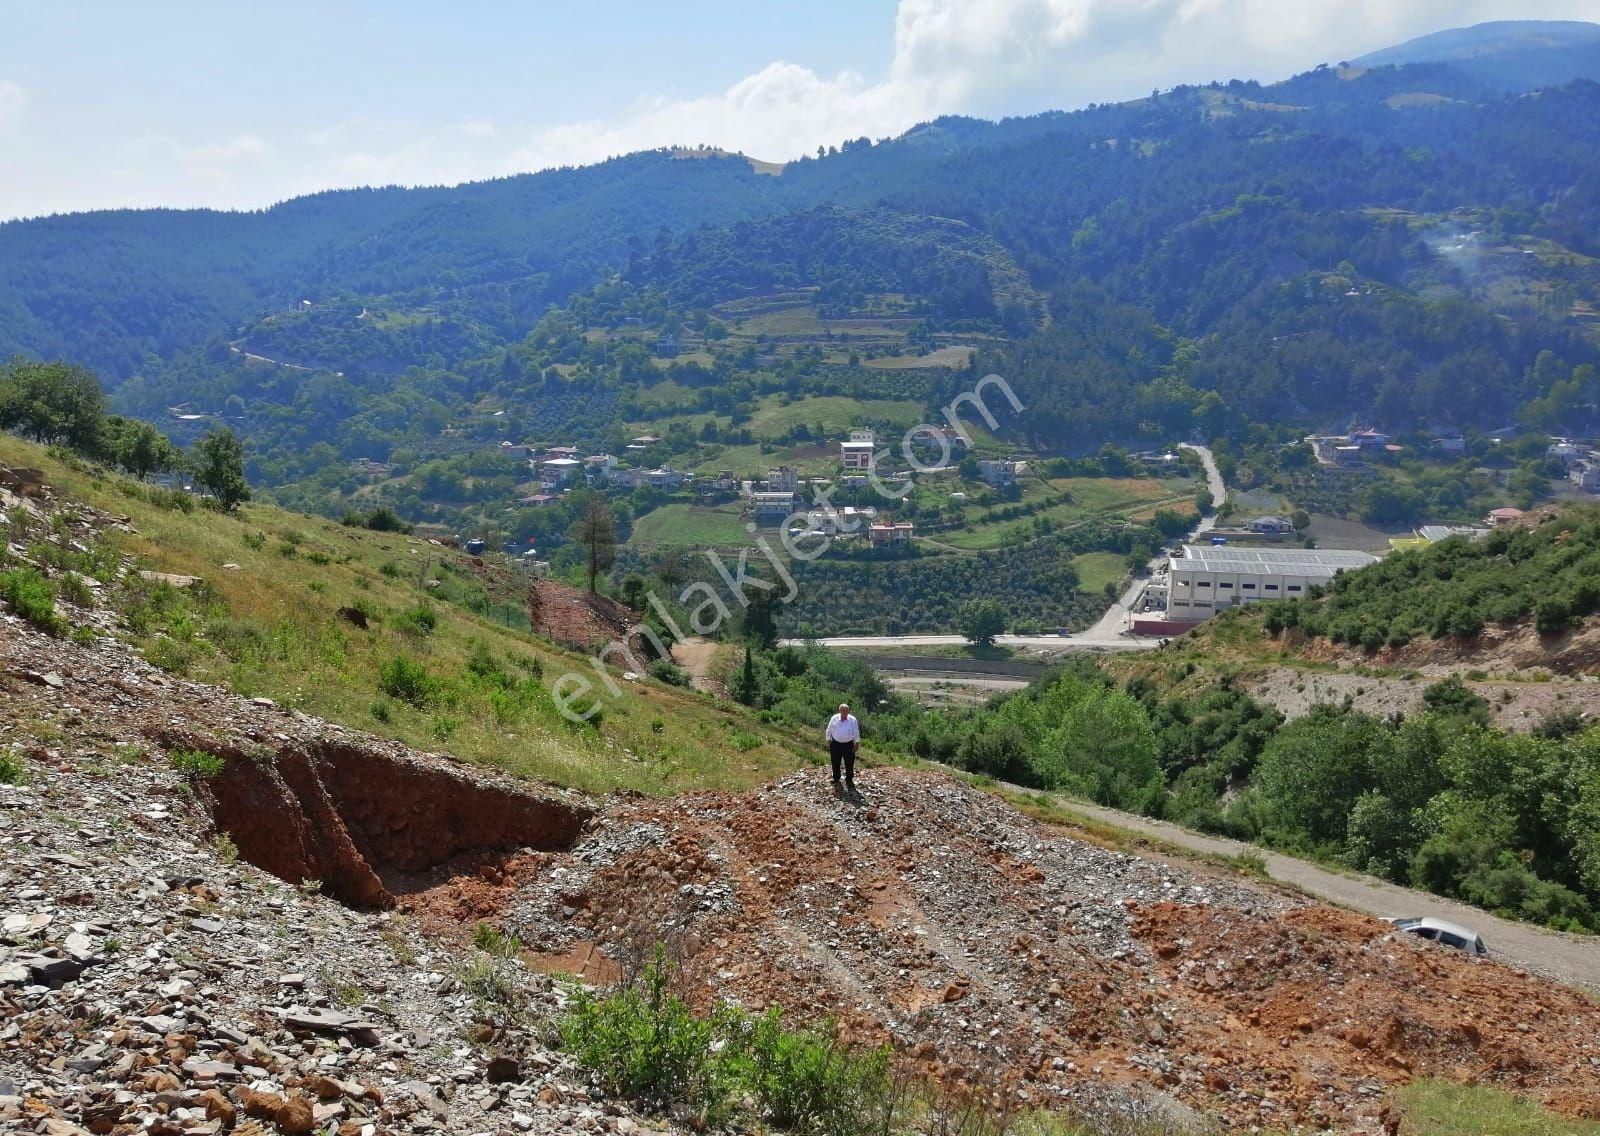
[1051,796,1600,989]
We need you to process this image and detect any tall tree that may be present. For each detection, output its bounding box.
[570,495,618,594]
[0,359,106,451]
[106,417,177,480]
[192,427,251,511]
[957,598,1006,647]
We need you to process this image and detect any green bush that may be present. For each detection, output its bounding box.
[559,954,742,1125]
[396,603,439,637]
[560,954,894,1134]
[647,659,690,686]
[0,567,64,634]
[0,749,23,784]
[379,655,436,707]
[738,1008,890,1135]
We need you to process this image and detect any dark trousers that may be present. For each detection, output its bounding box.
[829,739,856,783]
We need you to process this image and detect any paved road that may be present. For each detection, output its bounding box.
[1055,796,1600,989]
[1083,443,1226,640]
[783,633,1157,651]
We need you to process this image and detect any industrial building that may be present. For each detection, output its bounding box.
[1163,545,1377,621]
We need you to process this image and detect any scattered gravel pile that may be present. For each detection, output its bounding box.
[4,481,1600,1135]
[504,769,1600,1133]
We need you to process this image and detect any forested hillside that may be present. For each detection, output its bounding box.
[5,35,1600,517]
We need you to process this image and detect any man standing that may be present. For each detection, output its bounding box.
[824,703,860,793]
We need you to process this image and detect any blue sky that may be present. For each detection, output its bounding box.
[2,0,1598,219]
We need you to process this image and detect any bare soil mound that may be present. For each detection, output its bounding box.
[490,770,1600,1132]
[528,576,640,652]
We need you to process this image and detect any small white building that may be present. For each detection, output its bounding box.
[868,521,915,546]
[1165,545,1377,622]
[1571,461,1600,492]
[976,459,1027,487]
[539,457,582,484]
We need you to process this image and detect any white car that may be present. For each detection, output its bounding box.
[1384,916,1488,957]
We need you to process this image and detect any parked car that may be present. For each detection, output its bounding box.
[1384,916,1488,957]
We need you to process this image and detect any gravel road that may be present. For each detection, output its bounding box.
[1055,797,1600,990]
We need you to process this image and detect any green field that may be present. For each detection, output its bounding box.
[1392,1081,1600,1136]
[630,502,752,547]
[1071,551,1130,594]
[745,394,927,438]
[941,477,1195,551]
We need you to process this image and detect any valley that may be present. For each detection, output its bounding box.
[8,13,1600,1135]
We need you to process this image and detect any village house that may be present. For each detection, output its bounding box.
[1430,435,1467,455]
[868,521,915,546]
[538,456,583,485]
[1246,515,1295,535]
[763,466,799,493]
[627,435,661,451]
[841,429,876,470]
[584,453,617,476]
[518,493,558,507]
[1571,460,1600,492]
[801,505,875,537]
[976,459,1027,487]
[751,491,796,527]
[643,467,691,490]
[1485,507,1525,528]
[498,441,531,461]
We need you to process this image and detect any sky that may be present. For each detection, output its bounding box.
[2,0,1599,220]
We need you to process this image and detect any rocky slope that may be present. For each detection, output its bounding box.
[5,613,1600,1134]
[4,476,1600,1134]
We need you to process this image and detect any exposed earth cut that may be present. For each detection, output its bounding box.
[5,610,1600,1134]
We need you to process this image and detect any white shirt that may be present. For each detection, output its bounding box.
[825,713,859,743]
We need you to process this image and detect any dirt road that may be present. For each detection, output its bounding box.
[1054,796,1600,989]
[670,635,721,693]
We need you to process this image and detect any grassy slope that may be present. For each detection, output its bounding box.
[2,437,818,796]
[629,502,751,547]
[940,476,1194,551]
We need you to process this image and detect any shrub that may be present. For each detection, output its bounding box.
[647,659,690,686]
[168,748,226,779]
[396,603,438,636]
[379,655,435,707]
[472,922,525,958]
[0,568,64,634]
[738,1008,890,1135]
[0,749,23,784]
[559,954,741,1125]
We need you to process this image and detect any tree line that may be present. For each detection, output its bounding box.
[0,359,249,509]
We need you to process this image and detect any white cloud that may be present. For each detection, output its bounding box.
[0,80,28,129]
[504,0,1600,171]
[9,0,1600,217]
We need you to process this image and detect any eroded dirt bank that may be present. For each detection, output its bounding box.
[4,602,1600,1134]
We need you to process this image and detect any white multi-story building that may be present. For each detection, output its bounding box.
[976,459,1027,487]
[1165,545,1377,622]
[841,429,876,470]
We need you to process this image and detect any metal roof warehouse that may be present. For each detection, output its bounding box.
[1172,546,1378,577]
